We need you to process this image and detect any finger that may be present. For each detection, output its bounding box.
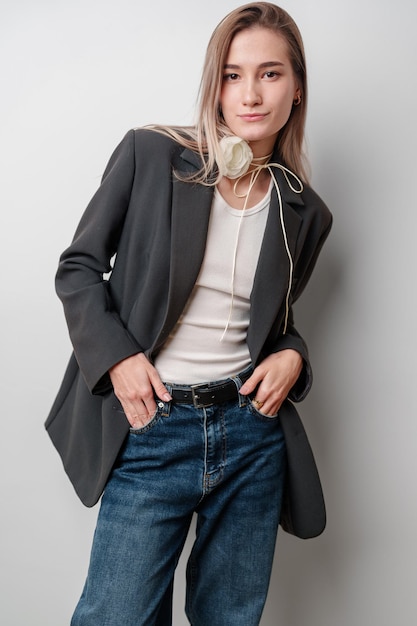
[137,389,157,418]
[149,373,172,403]
[121,398,149,427]
[251,379,285,414]
[251,395,280,417]
[251,396,266,410]
[129,412,154,429]
[259,389,286,415]
[239,371,262,396]
[114,381,158,423]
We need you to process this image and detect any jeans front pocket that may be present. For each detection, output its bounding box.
[247,397,279,423]
[129,407,162,434]
[111,391,166,435]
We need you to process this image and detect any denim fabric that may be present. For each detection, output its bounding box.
[71,377,286,626]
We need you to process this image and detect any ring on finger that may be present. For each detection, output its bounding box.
[252,398,264,410]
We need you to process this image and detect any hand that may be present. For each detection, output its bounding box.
[109,353,172,428]
[239,350,303,416]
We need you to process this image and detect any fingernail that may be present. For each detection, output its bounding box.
[163,393,172,401]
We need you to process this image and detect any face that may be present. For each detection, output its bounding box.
[220,27,300,157]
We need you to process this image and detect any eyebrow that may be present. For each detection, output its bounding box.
[223,61,285,69]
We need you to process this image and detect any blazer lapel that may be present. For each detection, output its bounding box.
[150,149,213,352]
[167,178,213,321]
[247,167,304,361]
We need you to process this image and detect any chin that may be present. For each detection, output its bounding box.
[241,128,279,146]
[248,134,279,150]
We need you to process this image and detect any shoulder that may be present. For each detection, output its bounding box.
[125,127,198,171]
[132,127,179,148]
[110,127,185,157]
[301,184,332,220]
[116,127,182,158]
[299,183,333,233]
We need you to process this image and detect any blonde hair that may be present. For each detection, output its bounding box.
[149,2,309,183]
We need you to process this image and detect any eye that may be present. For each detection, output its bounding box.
[223,73,240,81]
[263,71,280,79]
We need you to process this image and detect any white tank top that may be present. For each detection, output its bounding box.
[154,184,271,384]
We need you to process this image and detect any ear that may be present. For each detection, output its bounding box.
[293,88,302,106]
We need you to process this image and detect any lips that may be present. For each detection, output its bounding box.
[238,113,268,122]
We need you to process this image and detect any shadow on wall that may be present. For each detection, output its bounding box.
[260,233,345,626]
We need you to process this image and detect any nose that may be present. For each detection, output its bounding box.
[242,79,262,106]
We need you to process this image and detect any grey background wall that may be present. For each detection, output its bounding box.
[1,0,416,624]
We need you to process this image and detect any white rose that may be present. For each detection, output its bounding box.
[218,136,253,179]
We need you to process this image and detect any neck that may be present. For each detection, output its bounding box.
[217,166,271,211]
[248,136,277,159]
[248,152,272,171]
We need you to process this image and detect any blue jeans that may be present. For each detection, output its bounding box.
[71,374,286,626]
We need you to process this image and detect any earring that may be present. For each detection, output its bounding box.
[293,93,302,106]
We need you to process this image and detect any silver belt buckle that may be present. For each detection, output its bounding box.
[191,384,213,409]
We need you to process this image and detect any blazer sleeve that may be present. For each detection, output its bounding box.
[55,130,143,394]
[266,311,311,402]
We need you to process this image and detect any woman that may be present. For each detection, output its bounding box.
[46,3,332,624]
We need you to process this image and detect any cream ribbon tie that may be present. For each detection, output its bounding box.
[220,159,303,340]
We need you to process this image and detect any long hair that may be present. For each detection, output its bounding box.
[149,3,309,183]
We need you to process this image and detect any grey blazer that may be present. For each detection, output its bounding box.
[45,128,332,509]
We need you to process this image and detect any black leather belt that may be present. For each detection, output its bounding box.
[169,369,252,408]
